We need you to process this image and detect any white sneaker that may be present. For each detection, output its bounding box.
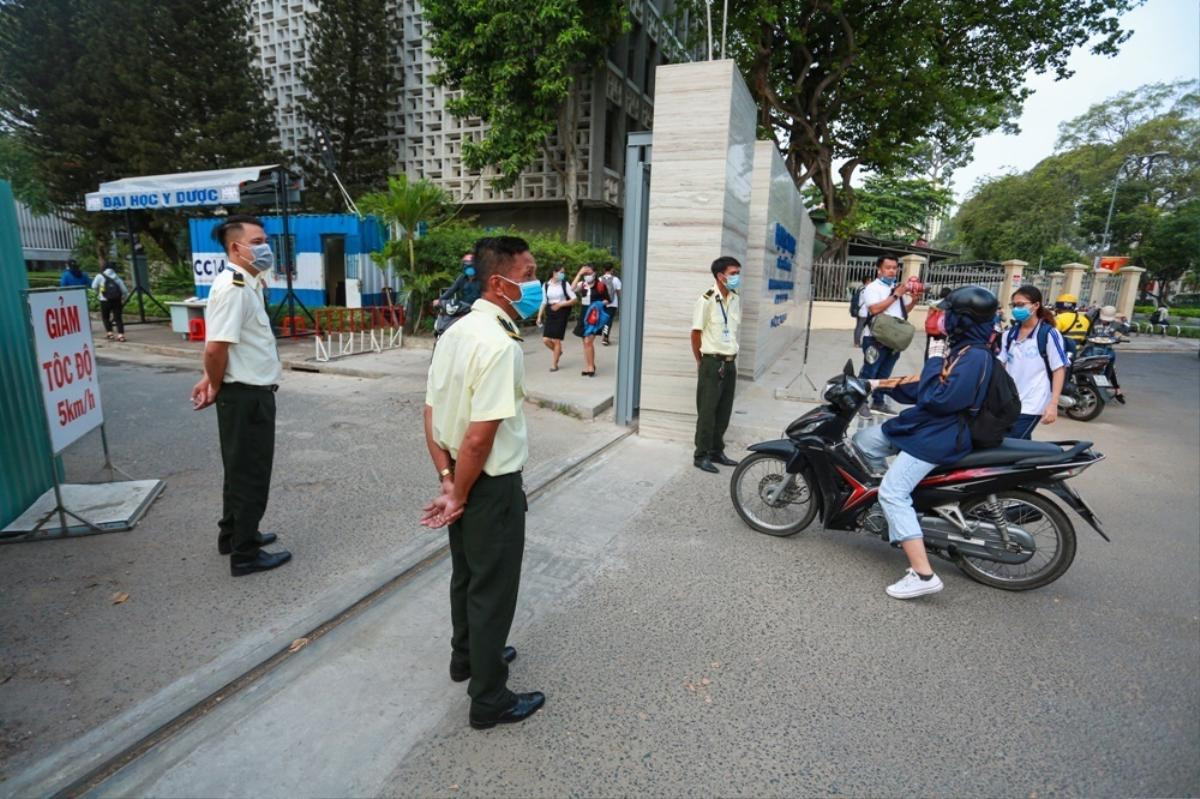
[886,568,944,599]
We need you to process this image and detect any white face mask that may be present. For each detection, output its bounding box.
[240,241,274,271]
[584,274,595,285]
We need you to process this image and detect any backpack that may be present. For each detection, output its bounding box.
[959,347,1021,449]
[1005,322,1067,387]
[583,300,610,335]
[849,287,863,317]
[102,274,122,302]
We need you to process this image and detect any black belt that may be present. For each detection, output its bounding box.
[701,353,736,362]
[225,381,278,392]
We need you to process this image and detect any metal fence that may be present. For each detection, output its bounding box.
[1101,276,1121,308]
[921,261,1006,300]
[811,261,879,301]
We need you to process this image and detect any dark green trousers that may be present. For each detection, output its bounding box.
[448,471,526,715]
[216,383,276,556]
[694,354,737,459]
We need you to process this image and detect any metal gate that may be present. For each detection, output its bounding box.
[0,180,60,527]
[614,131,652,427]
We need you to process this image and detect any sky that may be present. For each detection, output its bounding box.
[949,0,1200,203]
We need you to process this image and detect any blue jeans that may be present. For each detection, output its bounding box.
[1009,413,1041,440]
[852,424,938,543]
[859,336,900,405]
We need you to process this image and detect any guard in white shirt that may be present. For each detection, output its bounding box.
[190,215,291,576]
[857,254,914,411]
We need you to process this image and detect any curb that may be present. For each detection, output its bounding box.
[8,427,634,799]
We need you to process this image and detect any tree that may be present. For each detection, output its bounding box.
[296,0,398,212]
[423,0,626,242]
[359,175,458,331]
[712,0,1135,257]
[0,0,279,262]
[0,132,51,213]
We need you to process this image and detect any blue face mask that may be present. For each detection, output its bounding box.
[725,274,742,290]
[464,266,476,277]
[1011,306,1032,322]
[879,275,896,287]
[500,276,544,319]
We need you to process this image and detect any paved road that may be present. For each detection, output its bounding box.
[0,351,621,787]
[70,351,1199,798]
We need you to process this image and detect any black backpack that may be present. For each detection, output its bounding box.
[958,346,1021,449]
[849,286,863,317]
[102,275,122,302]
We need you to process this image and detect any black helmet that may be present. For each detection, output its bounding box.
[938,285,998,322]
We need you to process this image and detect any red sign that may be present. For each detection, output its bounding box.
[1097,256,1130,273]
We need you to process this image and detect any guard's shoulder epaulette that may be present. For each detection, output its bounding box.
[497,315,523,342]
[703,288,715,299]
[231,271,245,287]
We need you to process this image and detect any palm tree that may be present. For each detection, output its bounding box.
[359,175,457,331]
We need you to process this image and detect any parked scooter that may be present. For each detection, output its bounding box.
[730,361,1108,591]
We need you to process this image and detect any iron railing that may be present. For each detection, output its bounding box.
[811,261,879,301]
[921,261,1006,300]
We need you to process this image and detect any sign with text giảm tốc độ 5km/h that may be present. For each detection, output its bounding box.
[26,288,105,454]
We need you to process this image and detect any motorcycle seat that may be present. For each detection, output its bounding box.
[936,438,1092,471]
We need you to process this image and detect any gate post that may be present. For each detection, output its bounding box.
[1001,259,1027,316]
[1061,262,1088,300]
[1116,265,1146,321]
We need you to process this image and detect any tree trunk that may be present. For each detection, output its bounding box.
[557,82,582,243]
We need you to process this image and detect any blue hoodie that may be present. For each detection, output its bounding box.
[881,317,996,465]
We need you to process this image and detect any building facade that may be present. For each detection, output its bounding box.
[249,0,694,251]
[16,200,81,270]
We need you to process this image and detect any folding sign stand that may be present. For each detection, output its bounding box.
[1,287,164,544]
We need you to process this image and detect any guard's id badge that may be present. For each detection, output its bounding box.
[721,325,732,343]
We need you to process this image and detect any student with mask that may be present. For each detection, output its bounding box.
[999,286,1067,439]
[571,264,610,377]
[535,266,576,371]
[857,255,914,413]
[434,253,483,311]
[690,256,742,473]
[852,286,1000,599]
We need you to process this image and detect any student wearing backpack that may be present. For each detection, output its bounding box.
[535,268,576,371]
[858,255,914,413]
[851,286,1002,600]
[91,262,129,341]
[571,264,610,377]
[850,277,870,346]
[1000,286,1067,439]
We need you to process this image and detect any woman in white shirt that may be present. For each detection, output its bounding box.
[535,268,576,371]
[999,285,1068,439]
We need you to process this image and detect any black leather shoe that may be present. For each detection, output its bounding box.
[218,531,277,555]
[693,456,719,474]
[450,646,517,682]
[469,691,545,730]
[230,549,292,576]
[710,451,740,467]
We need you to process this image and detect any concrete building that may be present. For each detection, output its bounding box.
[16,200,81,270]
[250,0,694,251]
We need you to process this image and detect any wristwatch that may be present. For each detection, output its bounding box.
[439,467,453,480]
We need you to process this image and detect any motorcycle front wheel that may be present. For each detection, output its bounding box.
[954,489,1077,591]
[1065,383,1104,421]
[729,452,818,536]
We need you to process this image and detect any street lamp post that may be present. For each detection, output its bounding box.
[1099,151,1170,256]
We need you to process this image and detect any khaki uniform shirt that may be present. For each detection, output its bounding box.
[691,284,741,356]
[425,298,528,476]
[205,263,282,386]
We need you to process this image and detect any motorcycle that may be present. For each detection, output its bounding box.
[433,297,470,339]
[730,361,1108,591]
[1060,335,1124,422]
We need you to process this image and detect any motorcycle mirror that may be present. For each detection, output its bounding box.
[843,359,854,377]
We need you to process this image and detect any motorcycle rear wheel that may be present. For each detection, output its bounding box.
[729,453,817,537]
[1065,384,1104,421]
[954,489,1076,591]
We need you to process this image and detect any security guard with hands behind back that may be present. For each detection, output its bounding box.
[421,236,545,730]
[691,256,743,473]
[190,214,291,577]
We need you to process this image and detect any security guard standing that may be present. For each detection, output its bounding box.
[190,215,291,576]
[421,236,546,730]
[690,255,743,473]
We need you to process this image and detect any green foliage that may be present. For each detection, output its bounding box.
[0,133,50,213]
[834,173,954,240]
[413,222,616,285]
[714,0,1136,253]
[0,0,279,261]
[951,81,1199,279]
[297,0,398,212]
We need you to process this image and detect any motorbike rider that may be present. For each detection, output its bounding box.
[1054,293,1090,360]
[433,253,483,314]
[1082,304,1127,404]
[851,286,1000,600]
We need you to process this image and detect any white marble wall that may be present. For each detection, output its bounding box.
[639,60,758,443]
[740,141,813,380]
